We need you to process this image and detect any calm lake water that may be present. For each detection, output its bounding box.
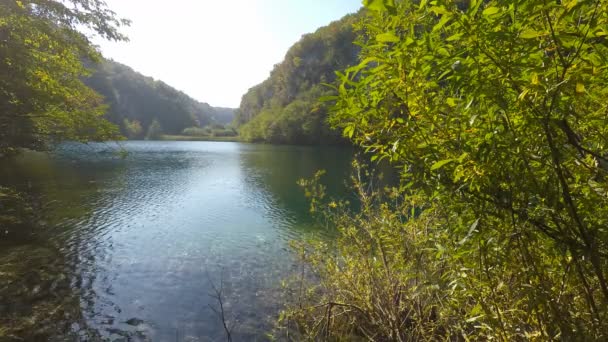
[0,141,356,341]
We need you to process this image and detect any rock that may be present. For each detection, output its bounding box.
[125,317,145,326]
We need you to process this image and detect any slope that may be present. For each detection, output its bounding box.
[85,60,235,139]
[235,11,362,145]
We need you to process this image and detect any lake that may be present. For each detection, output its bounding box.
[0,141,356,341]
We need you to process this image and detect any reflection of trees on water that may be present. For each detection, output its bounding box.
[0,143,399,340]
[0,149,128,340]
[237,145,355,222]
[237,145,398,226]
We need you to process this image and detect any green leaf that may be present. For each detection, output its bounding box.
[376,33,400,43]
[433,15,453,32]
[482,7,500,16]
[446,33,464,41]
[318,95,339,102]
[343,125,355,138]
[431,159,454,171]
[466,315,485,323]
[363,0,396,13]
[576,83,586,93]
[429,6,449,15]
[459,218,480,245]
[520,29,543,39]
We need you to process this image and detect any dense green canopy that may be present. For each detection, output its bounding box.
[0,0,129,155]
[236,12,362,145]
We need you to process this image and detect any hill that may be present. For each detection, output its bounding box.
[85,60,235,139]
[235,11,362,145]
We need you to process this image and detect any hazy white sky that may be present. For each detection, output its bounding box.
[93,0,361,108]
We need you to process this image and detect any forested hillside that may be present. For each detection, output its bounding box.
[85,60,235,139]
[235,11,362,144]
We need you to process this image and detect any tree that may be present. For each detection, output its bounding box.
[145,119,163,140]
[283,0,608,339]
[123,118,143,139]
[0,0,129,156]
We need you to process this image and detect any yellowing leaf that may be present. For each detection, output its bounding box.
[376,33,400,43]
[564,0,578,11]
[446,33,464,41]
[431,159,454,171]
[520,29,543,39]
[482,7,500,16]
[576,83,586,93]
[429,6,449,15]
[364,0,396,12]
[531,73,540,85]
[518,87,530,100]
[446,98,458,107]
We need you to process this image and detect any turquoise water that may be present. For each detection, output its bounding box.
[0,141,355,340]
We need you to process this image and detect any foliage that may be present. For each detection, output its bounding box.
[182,125,237,138]
[236,12,362,145]
[212,107,237,125]
[85,59,235,138]
[123,118,143,139]
[145,119,163,140]
[283,0,608,339]
[0,0,129,155]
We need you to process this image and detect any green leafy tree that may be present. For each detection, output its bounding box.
[145,119,163,140]
[283,0,608,339]
[0,0,129,156]
[123,118,143,139]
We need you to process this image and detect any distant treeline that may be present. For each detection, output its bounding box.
[85,60,235,140]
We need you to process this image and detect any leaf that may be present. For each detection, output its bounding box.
[482,7,500,16]
[429,6,449,15]
[446,98,458,107]
[564,0,578,11]
[518,87,530,100]
[376,33,400,43]
[520,29,543,39]
[318,95,338,102]
[459,218,480,245]
[531,73,540,85]
[431,159,454,171]
[343,125,355,138]
[364,0,396,13]
[446,33,464,41]
[576,83,586,93]
[433,15,453,32]
[466,315,485,323]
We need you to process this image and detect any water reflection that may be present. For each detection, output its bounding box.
[0,141,356,340]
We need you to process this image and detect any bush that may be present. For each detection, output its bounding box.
[278,162,607,340]
[296,0,608,339]
[182,126,212,137]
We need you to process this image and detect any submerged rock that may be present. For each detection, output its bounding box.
[125,318,145,326]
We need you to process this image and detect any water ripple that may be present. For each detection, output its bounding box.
[0,141,355,340]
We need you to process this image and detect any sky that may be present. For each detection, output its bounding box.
[92,0,362,108]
